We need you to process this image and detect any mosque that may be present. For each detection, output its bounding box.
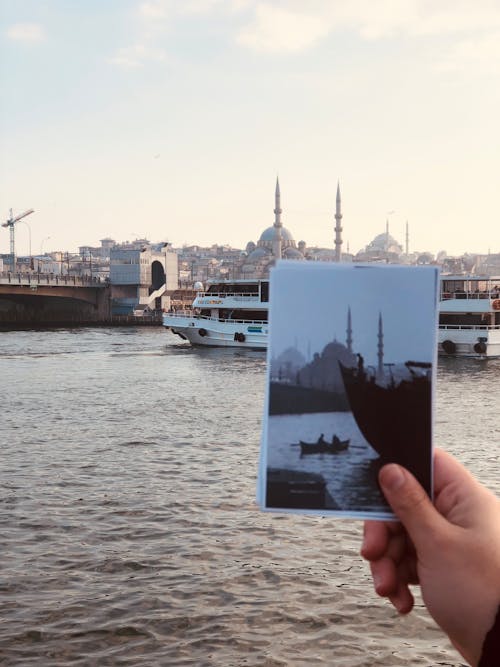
[354,221,405,263]
[236,178,345,278]
[234,178,416,278]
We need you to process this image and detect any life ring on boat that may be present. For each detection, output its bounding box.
[441,339,456,355]
[492,299,500,310]
[234,332,246,342]
[198,328,207,337]
[474,341,487,354]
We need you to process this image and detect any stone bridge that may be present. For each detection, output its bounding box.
[0,272,111,325]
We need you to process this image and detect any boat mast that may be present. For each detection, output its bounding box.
[377,313,384,379]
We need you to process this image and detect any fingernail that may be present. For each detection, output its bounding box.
[380,464,406,491]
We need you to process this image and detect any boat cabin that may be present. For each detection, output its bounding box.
[439,276,500,329]
[194,280,269,323]
[440,276,500,301]
[204,281,269,301]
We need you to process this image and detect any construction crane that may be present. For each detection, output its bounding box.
[2,208,34,270]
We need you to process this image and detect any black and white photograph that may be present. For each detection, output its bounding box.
[259,262,440,520]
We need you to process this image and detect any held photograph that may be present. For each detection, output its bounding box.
[258,262,440,520]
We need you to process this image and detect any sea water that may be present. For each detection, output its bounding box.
[1,327,498,666]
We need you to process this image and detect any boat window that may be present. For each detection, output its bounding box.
[224,309,267,321]
[439,313,487,326]
[260,281,269,302]
[206,283,259,295]
[206,284,224,294]
[442,280,465,294]
[233,283,258,294]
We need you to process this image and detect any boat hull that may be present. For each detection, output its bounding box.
[438,328,500,358]
[339,362,432,495]
[162,314,267,349]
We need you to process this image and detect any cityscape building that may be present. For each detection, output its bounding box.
[3,181,500,287]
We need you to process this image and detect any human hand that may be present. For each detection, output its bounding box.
[361,448,500,666]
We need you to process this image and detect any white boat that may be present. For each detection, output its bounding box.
[439,275,500,357]
[162,279,269,349]
[164,273,500,357]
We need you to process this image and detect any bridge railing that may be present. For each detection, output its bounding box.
[0,272,107,288]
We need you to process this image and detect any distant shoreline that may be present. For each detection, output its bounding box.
[269,381,349,415]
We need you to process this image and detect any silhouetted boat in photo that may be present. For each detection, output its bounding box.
[298,436,350,456]
[339,360,432,494]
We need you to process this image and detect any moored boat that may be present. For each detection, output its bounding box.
[162,279,268,349]
[164,272,500,357]
[438,275,500,358]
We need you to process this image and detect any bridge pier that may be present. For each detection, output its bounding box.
[0,291,111,326]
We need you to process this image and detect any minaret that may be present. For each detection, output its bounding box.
[377,312,384,378]
[346,307,353,354]
[405,220,409,256]
[334,181,343,262]
[272,177,283,260]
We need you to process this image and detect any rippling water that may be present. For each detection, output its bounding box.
[1,327,498,666]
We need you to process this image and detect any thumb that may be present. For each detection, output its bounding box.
[379,463,448,548]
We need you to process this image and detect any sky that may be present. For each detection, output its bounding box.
[269,262,439,365]
[1,1,500,258]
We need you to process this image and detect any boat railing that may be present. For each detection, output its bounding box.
[440,291,500,301]
[163,312,266,325]
[165,309,195,317]
[198,292,259,300]
[439,323,500,331]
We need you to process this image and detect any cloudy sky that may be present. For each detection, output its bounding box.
[1,1,500,256]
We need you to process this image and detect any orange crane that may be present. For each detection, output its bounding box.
[2,208,34,269]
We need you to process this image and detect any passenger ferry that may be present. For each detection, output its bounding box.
[439,275,500,358]
[162,279,269,349]
[164,273,500,357]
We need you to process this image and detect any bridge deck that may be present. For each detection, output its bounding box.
[0,271,106,288]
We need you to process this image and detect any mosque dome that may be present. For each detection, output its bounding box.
[259,226,295,243]
[283,247,304,259]
[247,246,271,262]
[366,232,402,254]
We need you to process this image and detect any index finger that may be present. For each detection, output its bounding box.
[361,519,404,561]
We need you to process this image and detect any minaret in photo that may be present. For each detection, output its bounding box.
[272,177,283,260]
[346,307,353,354]
[334,181,343,262]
